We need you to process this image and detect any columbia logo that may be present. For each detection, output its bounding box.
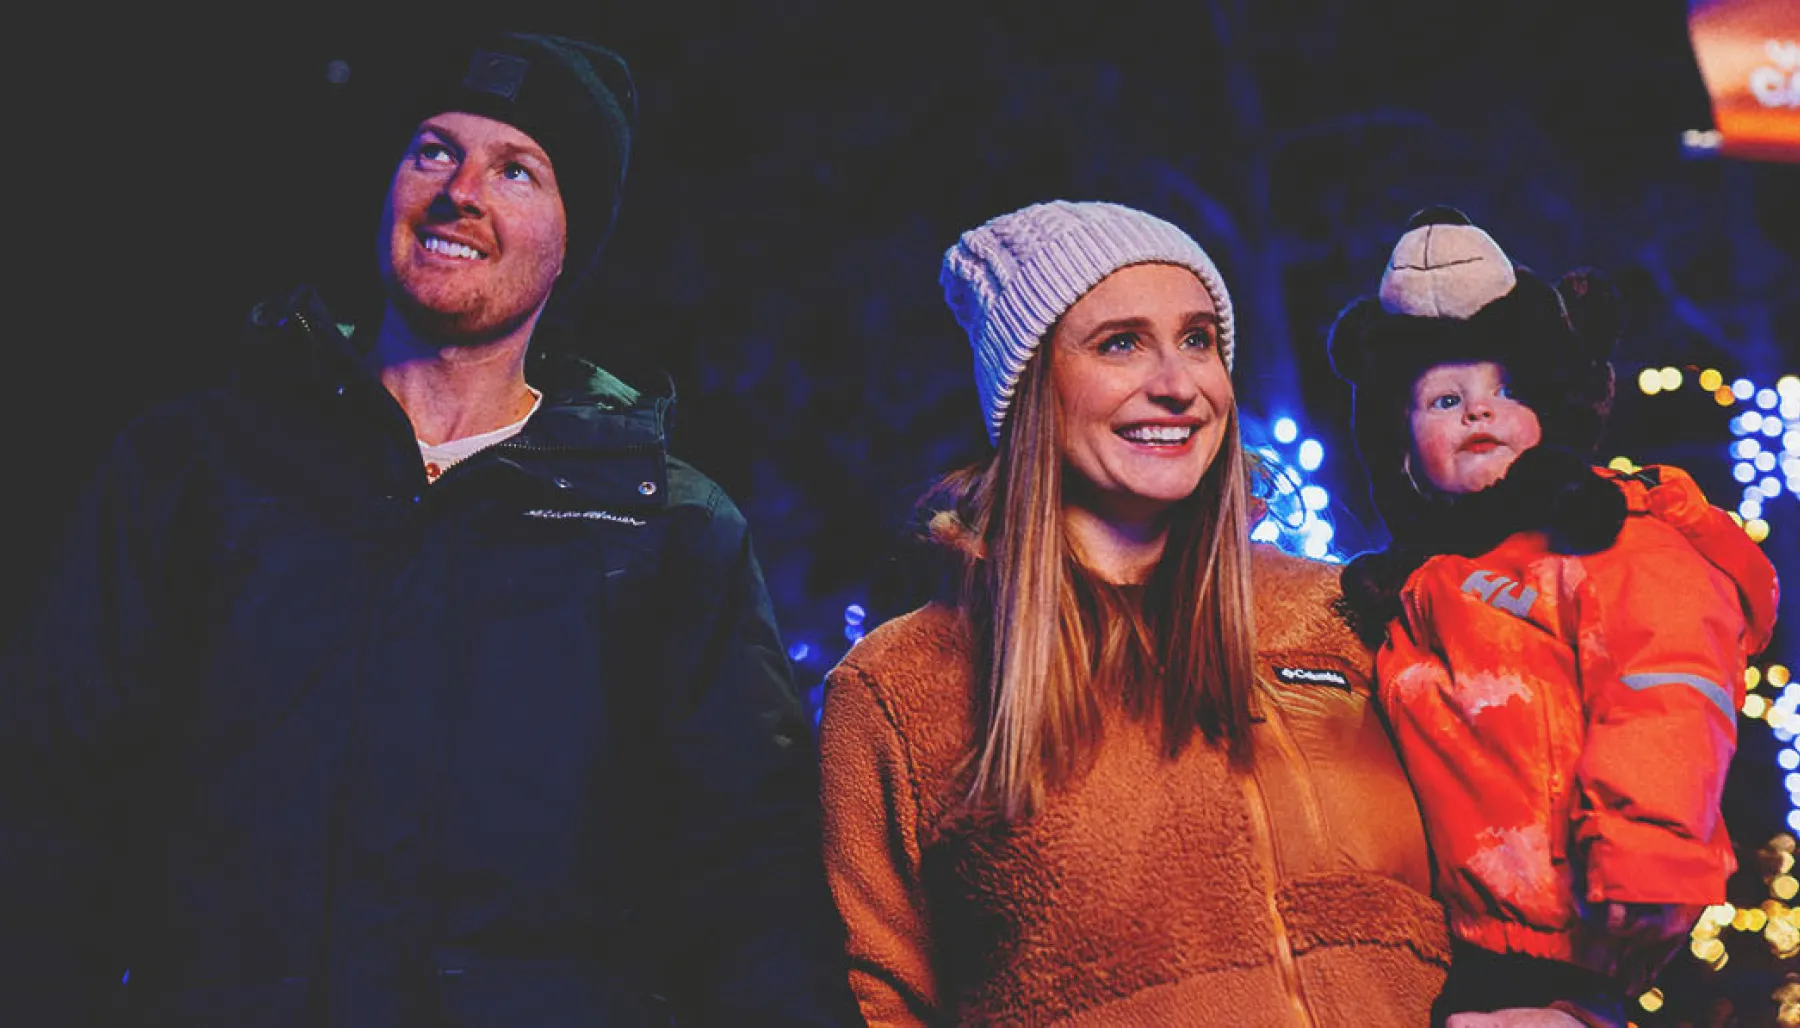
[523,509,647,527]
[1275,666,1349,688]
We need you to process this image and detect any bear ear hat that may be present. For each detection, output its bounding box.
[1325,296,1389,387]
[1554,265,1623,365]
[1378,205,1517,320]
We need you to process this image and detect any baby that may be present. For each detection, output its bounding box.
[1328,207,1780,1027]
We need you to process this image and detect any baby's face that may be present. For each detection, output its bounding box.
[1407,361,1543,495]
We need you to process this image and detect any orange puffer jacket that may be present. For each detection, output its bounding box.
[1377,464,1780,971]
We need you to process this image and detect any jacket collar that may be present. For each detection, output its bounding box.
[240,284,676,504]
[1338,446,1628,649]
[243,285,672,441]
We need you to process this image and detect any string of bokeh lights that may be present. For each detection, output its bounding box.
[1629,364,1800,1014]
[1634,366,1800,542]
[1629,367,1795,826]
[1250,416,1342,562]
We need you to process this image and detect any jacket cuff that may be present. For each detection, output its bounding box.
[1580,817,1732,904]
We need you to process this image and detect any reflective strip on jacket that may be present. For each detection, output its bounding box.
[1376,464,1779,969]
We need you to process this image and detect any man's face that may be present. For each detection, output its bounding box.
[378,111,567,342]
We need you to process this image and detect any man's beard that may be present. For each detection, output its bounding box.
[387,278,546,346]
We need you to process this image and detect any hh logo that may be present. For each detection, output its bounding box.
[1461,570,1539,619]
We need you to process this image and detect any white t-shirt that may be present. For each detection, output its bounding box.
[418,387,544,483]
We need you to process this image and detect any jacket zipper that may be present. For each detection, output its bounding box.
[427,438,665,493]
[285,301,666,470]
[1242,693,1320,1028]
[1256,683,1332,870]
[493,439,665,457]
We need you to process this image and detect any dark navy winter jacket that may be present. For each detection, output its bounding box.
[0,286,858,1026]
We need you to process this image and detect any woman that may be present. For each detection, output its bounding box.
[818,199,1451,1025]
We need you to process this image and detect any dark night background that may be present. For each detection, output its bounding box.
[15,2,1799,1022]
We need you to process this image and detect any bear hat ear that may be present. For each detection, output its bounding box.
[1326,296,1392,387]
[1379,206,1517,320]
[1555,266,1623,364]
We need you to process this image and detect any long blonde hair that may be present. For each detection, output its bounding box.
[930,343,1259,821]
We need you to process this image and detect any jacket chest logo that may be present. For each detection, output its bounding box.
[1461,570,1539,619]
[1274,666,1349,688]
[523,508,647,527]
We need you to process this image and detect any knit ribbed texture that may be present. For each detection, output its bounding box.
[940,201,1236,444]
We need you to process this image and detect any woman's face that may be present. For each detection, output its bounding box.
[1407,360,1542,495]
[1049,262,1233,527]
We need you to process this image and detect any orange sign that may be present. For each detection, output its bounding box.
[1688,0,1800,162]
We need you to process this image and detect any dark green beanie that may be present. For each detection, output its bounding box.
[391,31,637,299]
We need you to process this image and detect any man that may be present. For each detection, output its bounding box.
[1,30,858,1026]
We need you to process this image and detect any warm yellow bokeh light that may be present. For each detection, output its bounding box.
[1750,667,1766,689]
[1638,368,1663,395]
[1774,665,1793,688]
[1607,456,1637,473]
[1748,519,1771,543]
[1748,908,1770,932]
[1731,511,1746,527]
[1745,694,1769,719]
[1700,368,1724,392]
[1716,385,1739,406]
[1660,367,1683,391]
[1773,875,1798,900]
[1773,834,1797,854]
[1691,935,1726,961]
[1638,987,1665,1012]
[1708,903,1738,927]
[1771,917,1800,960]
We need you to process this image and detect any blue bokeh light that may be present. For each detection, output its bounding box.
[1297,439,1323,471]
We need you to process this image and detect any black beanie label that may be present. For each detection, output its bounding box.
[465,50,529,102]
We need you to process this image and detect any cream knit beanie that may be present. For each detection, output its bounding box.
[940,200,1235,444]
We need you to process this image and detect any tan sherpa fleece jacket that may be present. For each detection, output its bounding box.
[820,544,1451,1026]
